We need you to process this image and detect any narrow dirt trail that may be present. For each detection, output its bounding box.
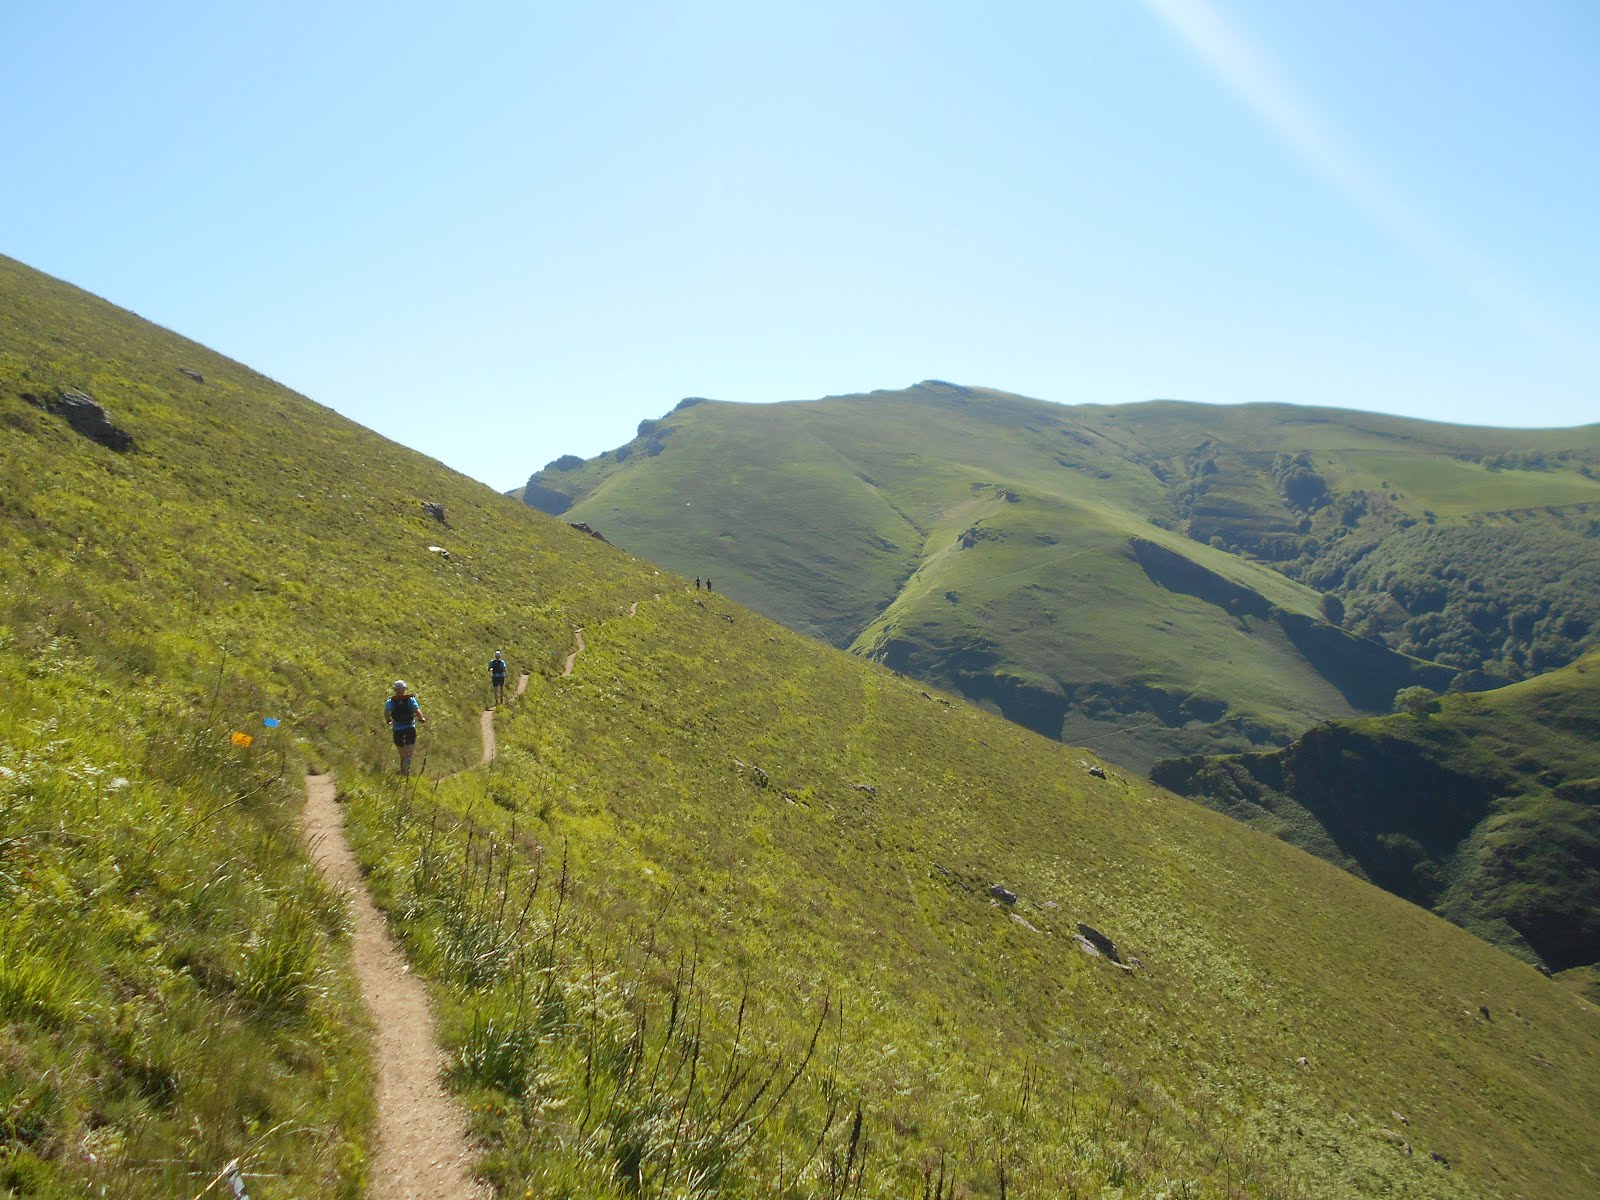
[560,627,586,677]
[301,775,488,1200]
[299,625,633,1193]
[561,594,650,681]
[477,709,496,766]
[480,673,532,765]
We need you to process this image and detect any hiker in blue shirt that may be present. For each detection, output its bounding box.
[489,651,508,705]
[384,680,427,776]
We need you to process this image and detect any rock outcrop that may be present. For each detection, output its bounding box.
[26,389,135,452]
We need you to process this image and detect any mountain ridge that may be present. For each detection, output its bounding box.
[519,381,1600,769]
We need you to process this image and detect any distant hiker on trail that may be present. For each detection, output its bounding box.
[385,680,426,776]
[489,650,508,704]
[695,576,702,590]
[705,577,712,592]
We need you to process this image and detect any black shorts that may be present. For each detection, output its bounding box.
[392,726,417,747]
[491,674,507,686]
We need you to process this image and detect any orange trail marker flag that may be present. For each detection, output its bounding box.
[230,731,253,748]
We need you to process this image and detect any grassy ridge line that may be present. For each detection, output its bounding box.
[342,586,1600,1198]
[567,394,1366,767]
[527,382,1600,768]
[1076,396,1600,462]
[1,253,653,775]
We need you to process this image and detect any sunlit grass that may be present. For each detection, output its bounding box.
[338,589,1600,1198]
[5,253,1600,1199]
[529,383,1600,771]
[0,632,370,1197]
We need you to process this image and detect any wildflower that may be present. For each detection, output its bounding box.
[230,732,254,748]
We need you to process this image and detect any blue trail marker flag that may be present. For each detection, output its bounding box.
[262,717,280,728]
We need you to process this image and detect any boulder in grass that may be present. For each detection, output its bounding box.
[1075,922,1121,962]
[989,885,1018,905]
[28,388,135,452]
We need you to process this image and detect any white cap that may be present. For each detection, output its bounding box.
[393,680,407,690]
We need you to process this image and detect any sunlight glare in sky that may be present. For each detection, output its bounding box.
[1142,0,1600,385]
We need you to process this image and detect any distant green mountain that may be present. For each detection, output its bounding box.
[518,382,1600,768]
[11,259,1600,1197]
[1153,651,1600,975]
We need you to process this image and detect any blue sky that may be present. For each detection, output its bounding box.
[3,1,1596,488]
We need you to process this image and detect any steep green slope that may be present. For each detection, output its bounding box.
[348,588,1600,1199]
[0,634,373,1198]
[6,257,1600,1198]
[520,383,1600,767]
[1153,652,1600,974]
[0,252,632,1195]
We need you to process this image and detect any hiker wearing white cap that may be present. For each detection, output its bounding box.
[384,680,427,775]
[488,651,509,705]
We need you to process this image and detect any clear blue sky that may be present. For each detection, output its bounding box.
[4,1,1596,488]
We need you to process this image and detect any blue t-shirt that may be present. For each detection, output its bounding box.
[489,658,507,678]
[386,695,418,729]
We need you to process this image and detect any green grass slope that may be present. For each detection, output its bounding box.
[348,588,1600,1199]
[5,257,1600,1198]
[520,383,1600,768]
[0,252,630,1195]
[1153,652,1600,974]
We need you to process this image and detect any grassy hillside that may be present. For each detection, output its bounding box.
[346,588,1600,1199]
[5,256,1600,1198]
[519,383,1600,769]
[0,252,629,1195]
[1152,652,1600,974]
